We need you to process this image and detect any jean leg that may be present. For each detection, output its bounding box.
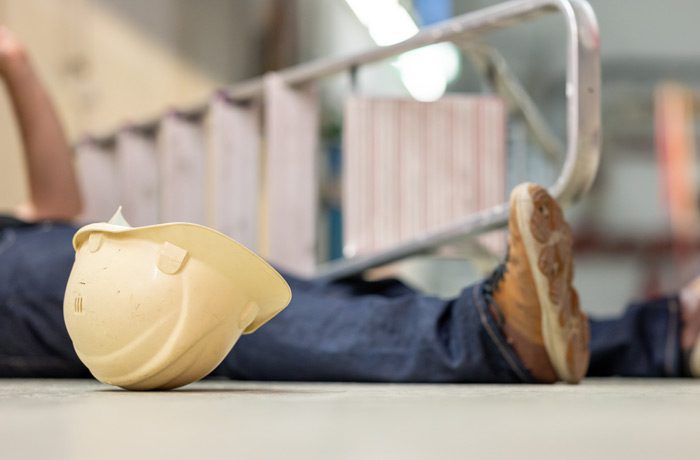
[0,222,533,383]
[588,296,682,377]
[215,274,534,383]
[0,224,88,377]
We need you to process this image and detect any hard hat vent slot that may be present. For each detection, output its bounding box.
[87,233,104,253]
[157,242,189,274]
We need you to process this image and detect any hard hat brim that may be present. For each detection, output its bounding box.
[73,222,292,333]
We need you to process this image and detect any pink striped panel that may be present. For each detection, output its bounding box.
[264,74,320,275]
[115,128,160,226]
[158,113,207,224]
[208,95,261,249]
[343,96,506,256]
[75,139,120,223]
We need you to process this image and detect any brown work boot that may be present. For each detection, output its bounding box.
[491,183,590,383]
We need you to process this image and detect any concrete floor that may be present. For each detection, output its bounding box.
[1,379,699,459]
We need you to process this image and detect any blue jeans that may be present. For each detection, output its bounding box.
[0,223,685,381]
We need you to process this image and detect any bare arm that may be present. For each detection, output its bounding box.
[0,27,82,221]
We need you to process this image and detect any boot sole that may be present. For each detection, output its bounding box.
[512,183,589,383]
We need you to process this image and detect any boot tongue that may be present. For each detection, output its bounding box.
[107,206,132,228]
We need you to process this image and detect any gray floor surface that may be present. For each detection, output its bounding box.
[1,378,699,459]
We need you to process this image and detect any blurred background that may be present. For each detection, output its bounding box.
[1,0,700,317]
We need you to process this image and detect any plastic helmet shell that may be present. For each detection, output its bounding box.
[64,209,291,390]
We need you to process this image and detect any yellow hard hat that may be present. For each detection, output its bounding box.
[63,208,291,390]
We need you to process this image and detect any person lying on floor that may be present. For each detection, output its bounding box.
[1,26,699,384]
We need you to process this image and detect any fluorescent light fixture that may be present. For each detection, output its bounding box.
[369,7,418,46]
[346,0,418,46]
[345,0,461,101]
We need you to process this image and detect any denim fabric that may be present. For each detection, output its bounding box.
[587,296,683,377]
[214,275,534,383]
[0,223,686,381]
[0,223,89,377]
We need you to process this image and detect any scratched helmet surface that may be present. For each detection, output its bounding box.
[64,209,291,390]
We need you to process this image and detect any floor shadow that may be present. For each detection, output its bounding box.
[97,386,344,395]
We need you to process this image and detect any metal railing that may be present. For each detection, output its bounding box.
[316,0,600,280]
[88,0,601,281]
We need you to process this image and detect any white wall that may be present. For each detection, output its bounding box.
[0,0,268,211]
